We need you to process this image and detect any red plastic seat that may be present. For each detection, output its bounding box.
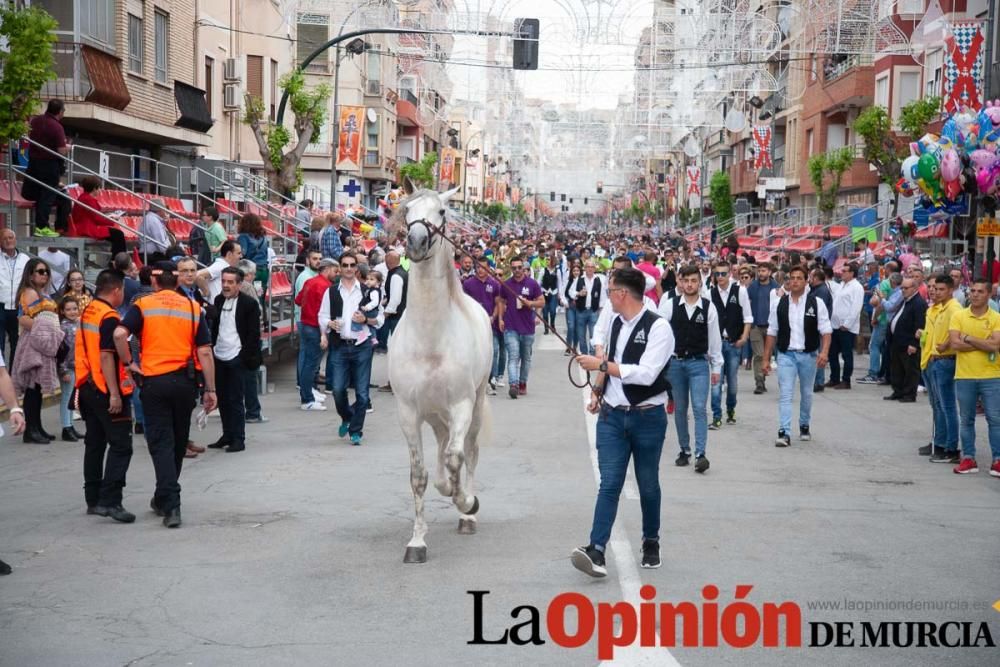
[168,218,190,240]
[0,180,32,208]
[269,273,292,297]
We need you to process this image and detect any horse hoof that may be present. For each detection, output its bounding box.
[467,496,480,516]
[403,546,427,564]
[458,519,477,535]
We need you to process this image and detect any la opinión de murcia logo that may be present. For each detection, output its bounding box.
[468,588,997,660]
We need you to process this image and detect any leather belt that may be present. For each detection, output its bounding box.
[603,402,663,413]
[928,355,954,363]
[674,353,706,360]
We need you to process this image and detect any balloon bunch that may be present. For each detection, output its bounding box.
[902,101,1000,217]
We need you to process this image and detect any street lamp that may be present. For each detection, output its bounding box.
[462,129,484,210]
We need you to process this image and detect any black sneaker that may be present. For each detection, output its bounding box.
[799,425,811,442]
[640,539,660,569]
[726,410,736,425]
[709,418,721,430]
[930,449,961,464]
[94,505,136,523]
[694,456,710,474]
[918,443,934,456]
[508,385,518,399]
[571,545,607,578]
[753,386,765,395]
[813,384,825,393]
[775,430,791,447]
[150,498,165,517]
[675,452,690,466]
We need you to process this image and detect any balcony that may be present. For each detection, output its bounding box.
[397,92,420,127]
[729,159,759,195]
[799,145,879,196]
[42,41,130,108]
[814,56,875,110]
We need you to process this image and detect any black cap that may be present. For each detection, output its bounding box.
[151,260,178,275]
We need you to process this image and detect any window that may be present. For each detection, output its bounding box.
[246,55,263,101]
[367,51,381,85]
[270,59,278,120]
[154,9,169,83]
[806,129,814,157]
[73,0,116,48]
[127,1,145,74]
[205,56,215,116]
[296,13,329,70]
[898,0,923,14]
[925,49,943,97]
[366,118,379,166]
[898,71,921,109]
[874,74,889,108]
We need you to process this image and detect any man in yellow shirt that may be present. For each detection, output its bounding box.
[948,278,1000,476]
[920,274,962,463]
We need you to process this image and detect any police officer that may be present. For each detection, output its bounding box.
[114,261,217,528]
[77,270,136,523]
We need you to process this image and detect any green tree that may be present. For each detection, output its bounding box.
[399,152,438,190]
[0,5,58,142]
[709,171,735,238]
[853,96,941,217]
[244,70,330,197]
[807,146,854,225]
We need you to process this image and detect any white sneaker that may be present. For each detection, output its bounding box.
[300,402,327,411]
[917,385,927,394]
[495,378,505,387]
[312,388,327,402]
[72,410,82,421]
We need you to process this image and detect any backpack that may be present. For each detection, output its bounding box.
[189,225,211,266]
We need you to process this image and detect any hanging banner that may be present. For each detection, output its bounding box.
[439,147,457,186]
[753,125,773,170]
[665,174,677,199]
[484,177,495,201]
[336,106,364,171]
[511,187,521,205]
[944,21,985,113]
[687,166,701,208]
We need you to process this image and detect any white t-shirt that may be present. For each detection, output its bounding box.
[38,249,71,292]
[206,258,229,301]
[213,297,241,361]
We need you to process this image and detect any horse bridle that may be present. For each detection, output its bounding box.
[406,216,448,252]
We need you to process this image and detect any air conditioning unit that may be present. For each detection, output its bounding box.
[366,80,382,96]
[223,58,240,82]
[223,83,241,110]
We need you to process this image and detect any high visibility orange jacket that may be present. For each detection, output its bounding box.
[134,290,204,377]
[75,298,133,396]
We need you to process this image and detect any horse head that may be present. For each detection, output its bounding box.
[402,187,459,263]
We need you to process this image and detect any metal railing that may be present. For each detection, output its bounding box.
[40,42,90,102]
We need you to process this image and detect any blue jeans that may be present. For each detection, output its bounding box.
[576,308,598,355]
[927,358,958,450]
[667,358,710,457]
[504,330,534,386]
[589,406,667,550]
[777,351,818,433]
[297,324,323,405]
[828,330,856,383]
[565,308,579,350]
[331,340,374,436]
[711,341,742,419]
[542,294,558,328]
[868,321,887,377]
[60,374,75,428]
[492,329,507,380]
[956,378,1000,460]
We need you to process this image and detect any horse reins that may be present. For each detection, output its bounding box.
[405,217,595,391]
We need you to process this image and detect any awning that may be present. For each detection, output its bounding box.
[173,81,214,133]
[81,45,130,110]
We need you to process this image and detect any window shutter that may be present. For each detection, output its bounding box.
[247,55,264,100]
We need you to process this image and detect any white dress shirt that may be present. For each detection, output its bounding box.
[602,305,675,408]
[318,278,385,341]
[830,278,864,334]
[577,274,605,310]
[205,258,229,302]
[712,281,754,338]
[385,272,405,315]
[213,297,241,361]
[767,291,834,349]
[593,294,657,349]
[656,295,724,374]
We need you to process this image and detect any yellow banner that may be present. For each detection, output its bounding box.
[336,106,364,171]
[978,216,1000,237]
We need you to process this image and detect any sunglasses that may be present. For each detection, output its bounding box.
[511,265,524,270]
[713,272,729,277]
[340,262,357,268]
[34,268,49,275]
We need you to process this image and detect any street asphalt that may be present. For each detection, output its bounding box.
[1,329,998,667]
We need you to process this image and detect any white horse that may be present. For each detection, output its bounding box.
[387,188,493,564]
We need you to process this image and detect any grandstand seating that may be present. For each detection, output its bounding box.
[0,180,34,208]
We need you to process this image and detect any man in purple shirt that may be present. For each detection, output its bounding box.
[501,255,545,399]
[462,259,504,394]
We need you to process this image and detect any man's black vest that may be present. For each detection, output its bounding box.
[710,284,745,341]
[575,275,602,312]
[776,292,821,353]
[385,265,408,320]
[670,295,710,358]
[541,266,559,291]
[325,283,347,348]
[606,309,670,405]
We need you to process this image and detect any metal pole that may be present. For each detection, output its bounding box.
[330,46,341,209]
[980,1,997,281]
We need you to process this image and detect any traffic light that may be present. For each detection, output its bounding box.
[513,18,540,70]
[596,181,603,194]
[550,191,555,201]
[561,193,566,201]
[569,198,574,204]
[584,197,588,205]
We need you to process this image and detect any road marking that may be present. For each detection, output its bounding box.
[580,374,681,667]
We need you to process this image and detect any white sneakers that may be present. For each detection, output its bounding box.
[312,388,327,403]
[300,402,327,411]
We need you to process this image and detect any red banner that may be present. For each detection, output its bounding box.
[944,22,985,114]
[753,125,773,170]
[336,106,364,170]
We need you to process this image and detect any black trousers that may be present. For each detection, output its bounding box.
[106,228,127,256]
[0,307,19,365]
[22,384,42,431]
[215,356,245,447]
[25,158,64,230]
[890,345,920,399]
[141,371,197,512]
[79,383,133,507]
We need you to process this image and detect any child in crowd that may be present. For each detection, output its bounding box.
[57,296,83,442]
[354,266,383,346]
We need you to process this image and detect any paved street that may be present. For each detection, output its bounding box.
[1,332,998,667]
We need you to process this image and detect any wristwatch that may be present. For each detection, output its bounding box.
[599,360,609,373]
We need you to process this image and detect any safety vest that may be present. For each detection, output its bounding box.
[135,289,203,377]
[75,298,133,396]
